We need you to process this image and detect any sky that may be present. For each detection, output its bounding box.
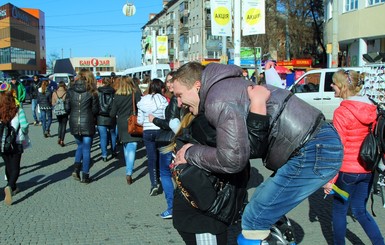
[8,0,165,69]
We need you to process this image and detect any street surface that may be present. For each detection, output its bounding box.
[1,103,384,244]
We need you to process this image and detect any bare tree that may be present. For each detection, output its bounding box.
[47,52,60,73]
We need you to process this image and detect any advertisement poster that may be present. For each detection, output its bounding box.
[210,0,232,36]
[242,0,265,36]
[156,36,168,59]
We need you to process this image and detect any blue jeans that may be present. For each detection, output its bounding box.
[97,125,117,158]
[123,142,137,176]
[143,130,160,188]
[31,99,40,122]
[333,172,385,245]
[159,150,173,210]
[40,109,52,133]
[74,135,93,174]
[242,123,343,230]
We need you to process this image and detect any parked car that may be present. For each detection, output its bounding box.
[289,67,363,120]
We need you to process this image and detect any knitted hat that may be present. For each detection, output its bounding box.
[0,83,11,92]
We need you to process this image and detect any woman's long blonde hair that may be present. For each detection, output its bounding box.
[161,111,195,153]
[332,69,364,99]
[114,76,136,95]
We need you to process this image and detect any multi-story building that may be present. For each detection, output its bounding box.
[0,3,46,78]
[141,0,224,69]
[324,0,385,67]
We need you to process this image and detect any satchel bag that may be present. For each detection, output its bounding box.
[173,163,241,225]
[360,124,381,171]
[127,94,143,137]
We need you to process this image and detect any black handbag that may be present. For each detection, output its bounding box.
[360,124,381,171]
[173,163,247,225]
[155,129,175,144]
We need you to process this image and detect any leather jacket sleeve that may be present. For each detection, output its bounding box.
[247,112,269,159]
[153,96,179,130]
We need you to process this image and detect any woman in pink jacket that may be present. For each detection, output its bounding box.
[325,70,384,245]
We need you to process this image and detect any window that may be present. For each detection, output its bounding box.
[345,0,358,11]
[368,0,385,5]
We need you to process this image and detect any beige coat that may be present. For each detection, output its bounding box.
[51,87,67,106]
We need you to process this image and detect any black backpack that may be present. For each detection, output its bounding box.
[0,121,18,155]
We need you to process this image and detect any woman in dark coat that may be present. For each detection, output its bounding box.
[110,76,142,185]
[65,69,99,184]
[97,77,116,162]
[37,80,53,138]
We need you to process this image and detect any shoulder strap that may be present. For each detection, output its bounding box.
[132,93,136,115]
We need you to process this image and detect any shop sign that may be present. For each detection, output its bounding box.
[79,58,110,67]
[0,9,6,17]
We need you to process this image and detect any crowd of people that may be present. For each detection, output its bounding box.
[1,63,384,245]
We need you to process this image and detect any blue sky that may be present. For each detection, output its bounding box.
[9,0,164,69]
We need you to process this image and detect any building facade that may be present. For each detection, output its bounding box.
[141,0,223,69]
[324,0,385,67]
[0,3,46,78]
[53,57,116,75]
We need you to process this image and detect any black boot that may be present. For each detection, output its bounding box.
[72,163,81,181]
[81,173,91,184]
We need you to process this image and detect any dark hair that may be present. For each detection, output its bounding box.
[58,81,67,90]
[149,79,164,95]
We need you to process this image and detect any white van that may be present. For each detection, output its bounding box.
[122,64,171,82]
[289,67,362,120]
[49,73,75,86]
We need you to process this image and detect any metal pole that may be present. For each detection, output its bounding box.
[234,0,241,66]
[331,0,339,68]
[152,29,157,66]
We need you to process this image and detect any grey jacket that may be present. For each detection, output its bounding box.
[184,63,325,173]
[185,63,251,174]
[264,85,324,170]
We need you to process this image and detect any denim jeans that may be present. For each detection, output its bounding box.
[97,125,117,158]
[159,150,173,210]
[242,123,343,230]
[143,130,160,188]
[123,142,137,176]
[74,135,93,174]
[40,109,52,133]
[333,172,385,245]
[31,99,40,122]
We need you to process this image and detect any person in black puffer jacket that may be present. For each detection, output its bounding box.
[96,78,116,162]
[37,80,52,138]
[30,75,42,125]
[65,69,99,184]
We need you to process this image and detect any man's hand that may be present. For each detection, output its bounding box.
[173,143,193,165]
[248,85,270,115]
[264,61,275,70]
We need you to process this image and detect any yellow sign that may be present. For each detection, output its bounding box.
[245,8,261,25]
[213,7,230,26]
[158,45,167,54]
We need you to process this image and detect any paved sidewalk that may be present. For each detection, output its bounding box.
[0,103,384,244]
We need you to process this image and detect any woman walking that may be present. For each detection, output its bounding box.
[0,83,29,206]
[149,72,181,218]
[137,79,168,195]
[97,77,117,162]
[37,80,53,138]
[65,69,99,184]
[325,70,385,245]
[52,81,68,146]
[110,76,142,184]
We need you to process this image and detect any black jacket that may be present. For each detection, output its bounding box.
[110,91,142,143]
[37,88,52,110]
[97,85,116,126]
[30,80,40,99]
[152,95,180,143]
[65,80,99,136]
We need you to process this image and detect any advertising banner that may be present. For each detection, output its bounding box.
[210,0,232,36]
[242,0,265,36]
[156,36,168,59]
